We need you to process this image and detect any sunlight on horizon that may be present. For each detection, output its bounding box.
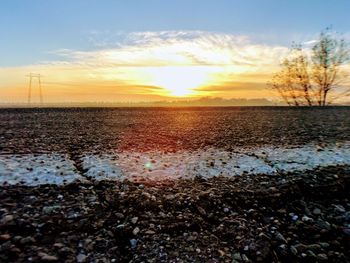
[144,66,214,97]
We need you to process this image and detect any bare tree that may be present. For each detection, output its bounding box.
[269,29,349,106]
[312,29,349,105]
[269,46,313,106]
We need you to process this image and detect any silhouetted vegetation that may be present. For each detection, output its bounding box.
[269,29,349,106]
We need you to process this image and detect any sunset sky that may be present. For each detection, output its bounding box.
[1,0,350,103]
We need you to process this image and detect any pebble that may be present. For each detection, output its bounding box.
[306,244,321,250]
[76,253,87,263]
[241,254,249,262]
[292,215,298,221]
[1,215,14,224]
[130,239,137,249]
[20,236,36,244]
[313,208,321,215]
[319,242,330,248]
[133,227,140,235]
[0,234,11,241]
[38,252,58,261]
[294,243,306,252]
[290,245,298,255]
[302,215,313,222]
[115,213,125,219]
[53,243,64,248]
[316,220,331,230]
[197,206,206,216]
[42,206,60,214]
[317,253,328,261]
[145,230,156,235]
[275,232,287,243]
[116,224,125,229]
[233,253,241,261]
[306,250,317,258]
[218,249,225,257]
[131,217,138,224]
[333,204,345,213]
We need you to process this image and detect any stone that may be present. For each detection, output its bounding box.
[132,227,140,235]
[319,242,330,248]
[292,215,298,221]
[131,217,138,224]
[313,208,321,215]
[316,220,331,230]
[0,234,11,241]
[42,206,59,214]
[76,253,87,263]
[115,213,125,219]
[306,250,317,258]
[1,215,14,224]
[290,245,298,256]
[38,252,58,262]
[294,243,307,252]
[275,232,287,243]
[197,206,206,216]
[165,194,175,201]
[20,236,36,244]
[317,253,328,261]
[306,244,321,251]
[130,239,137,249]
[302,215,313,222]
[145,230,156,235]
[333,205,345,213]
[233,253,241,261]
[241,254,249,262]
[218,249,225,257]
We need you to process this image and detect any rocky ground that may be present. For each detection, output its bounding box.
[0,165,349,263]
[1,107,350,154]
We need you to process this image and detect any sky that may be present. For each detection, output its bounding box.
[0,0,350,103]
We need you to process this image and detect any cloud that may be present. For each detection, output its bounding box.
[50,31,289,69]
[0,31,304,102]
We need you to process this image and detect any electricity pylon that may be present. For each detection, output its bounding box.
[26,73,43,105]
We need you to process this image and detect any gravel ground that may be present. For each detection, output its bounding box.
[0,107,349,154]
[0,166,350,263]
[1,107,350,262]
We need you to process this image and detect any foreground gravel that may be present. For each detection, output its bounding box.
[1,166,349,262]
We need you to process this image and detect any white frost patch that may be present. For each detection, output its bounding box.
[81,150,274,182]
[81,142,350,182]
[0,154,86,186]
[256,143,350,172]
[1,142,350,186]
[82,154,124,181]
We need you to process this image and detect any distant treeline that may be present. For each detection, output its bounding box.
[0,97,280,107]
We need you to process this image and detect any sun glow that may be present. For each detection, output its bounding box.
[145,66,211,97]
